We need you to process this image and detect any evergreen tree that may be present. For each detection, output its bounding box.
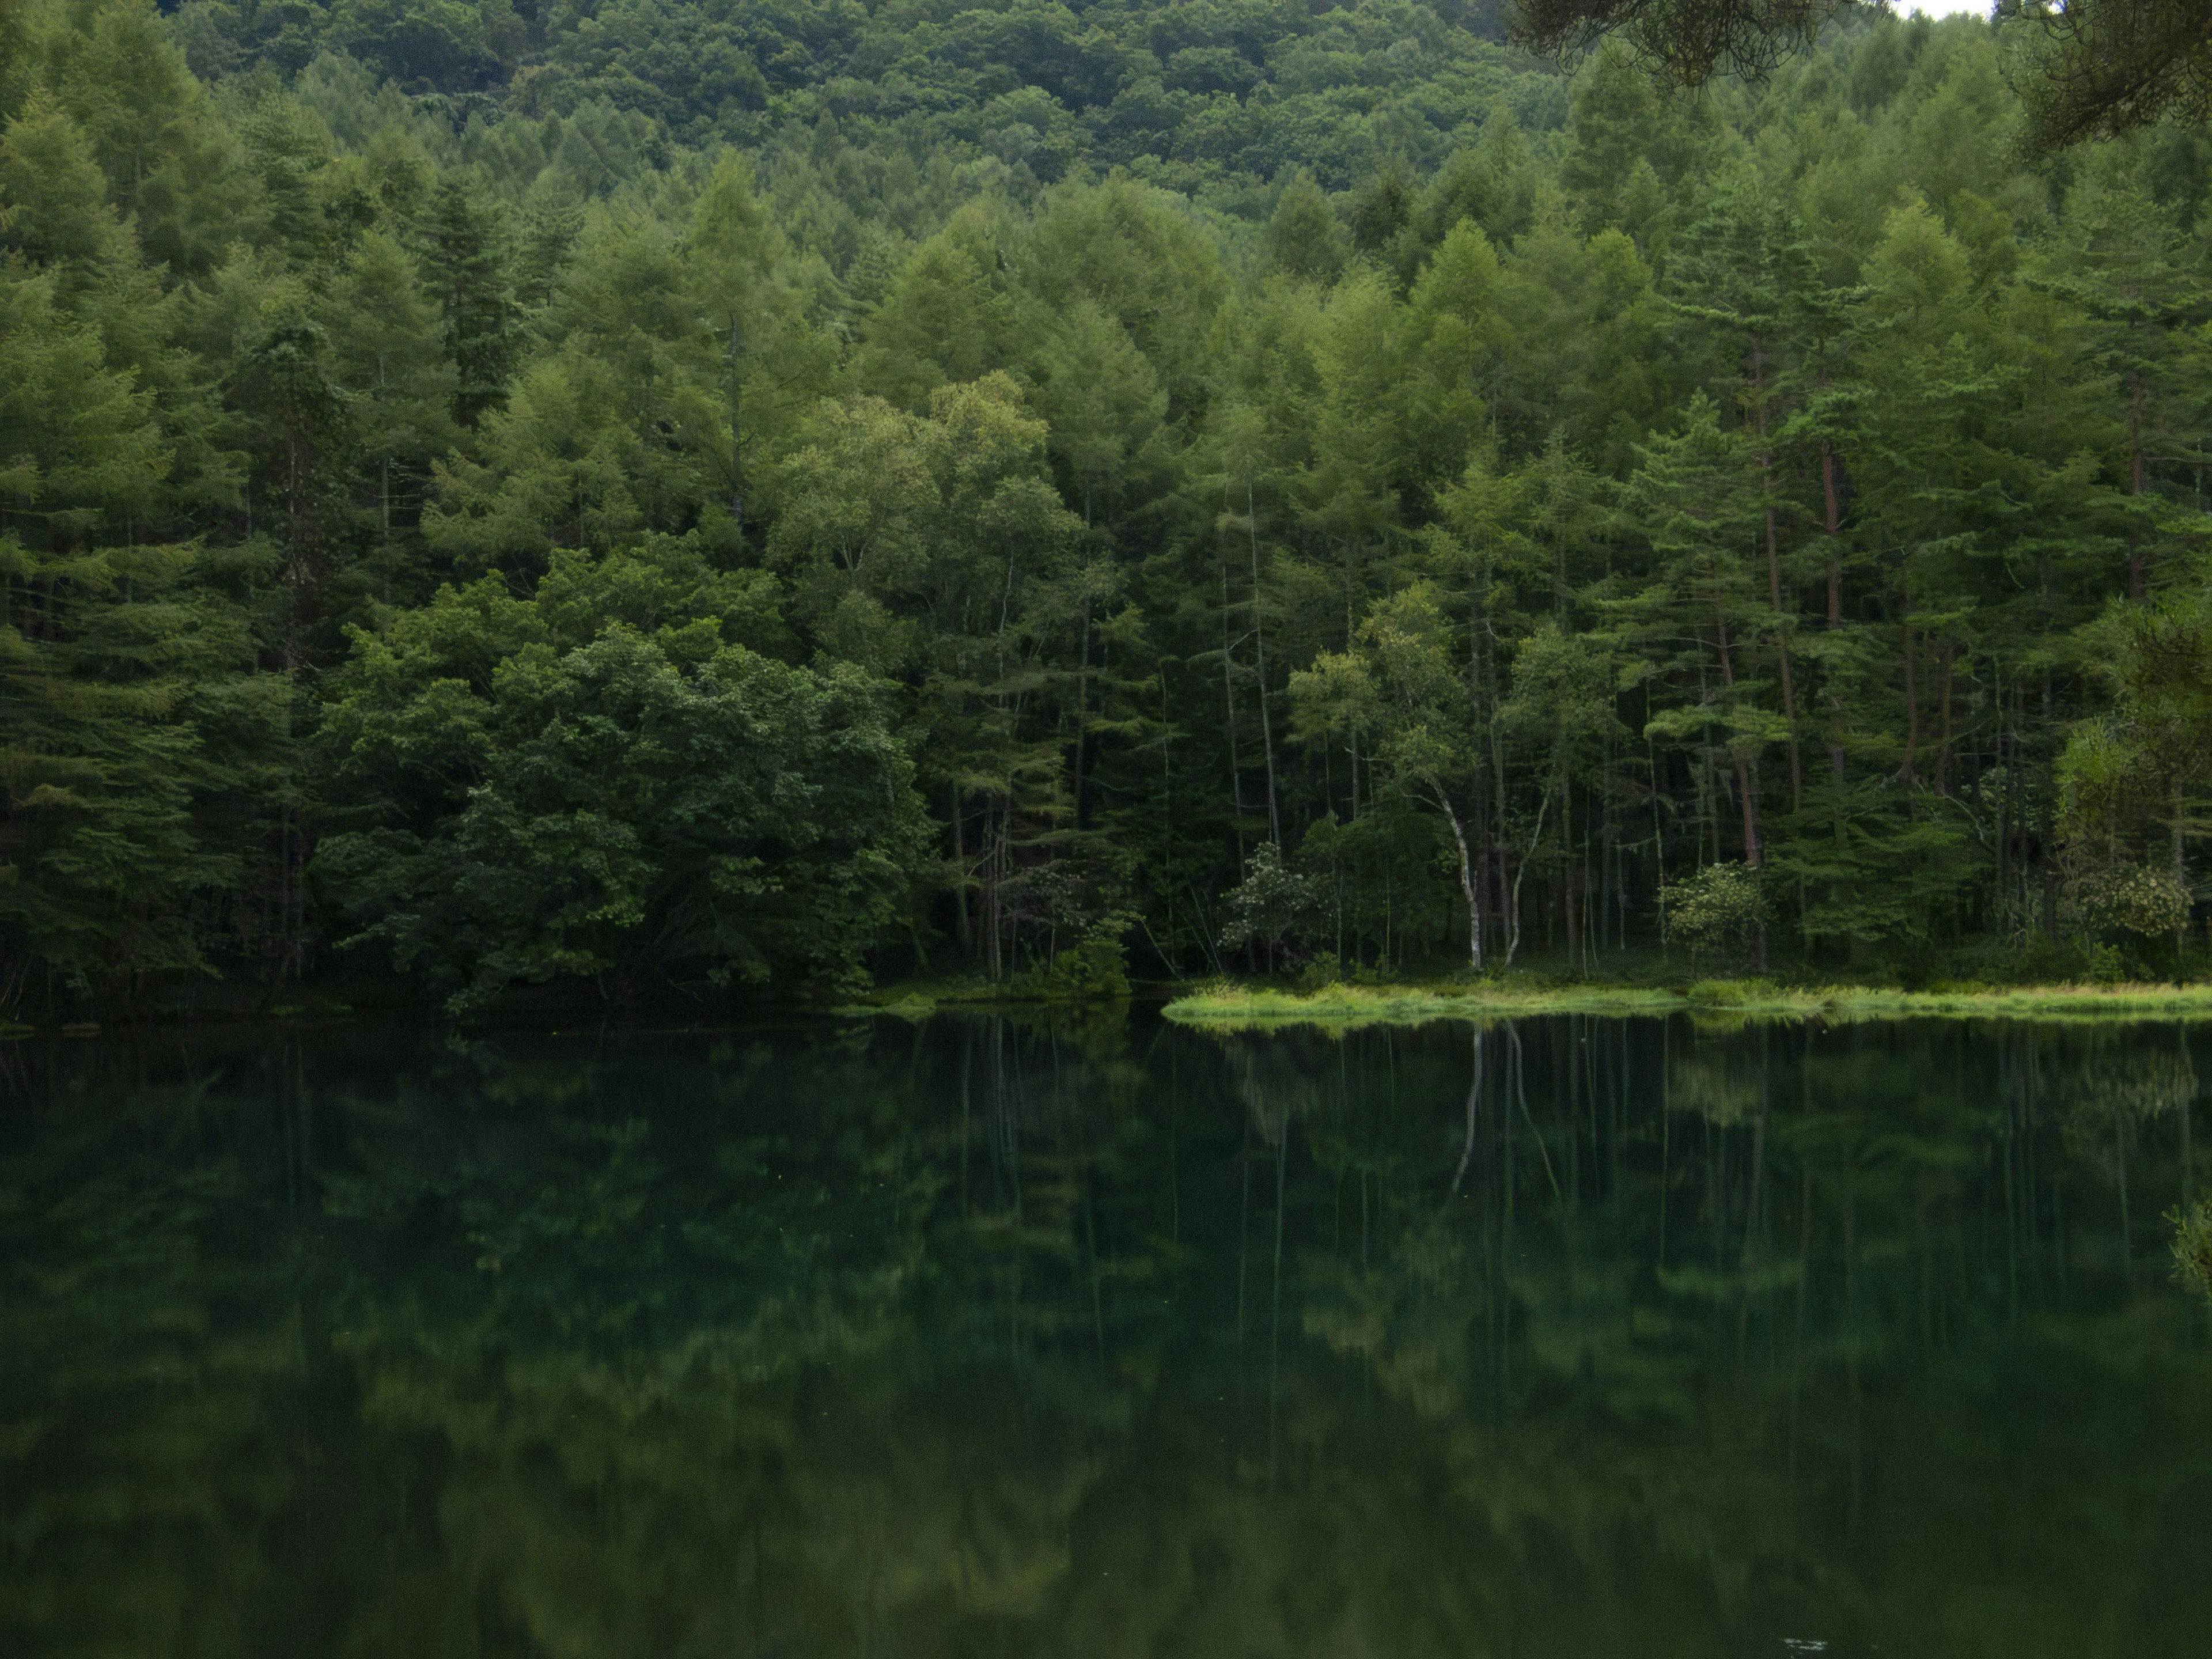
[421,174,518,428]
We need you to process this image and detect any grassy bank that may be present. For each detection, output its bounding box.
[1158,978,2212,1030]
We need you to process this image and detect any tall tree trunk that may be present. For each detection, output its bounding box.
[1247,482,1282,850]
[1565,793,1581,976]
[1506,788,1552,968]
[1219,550,1248,863]
[2040,672,2059,934]
[1823,438,1844,626]
[728,317,745,536]
[1649,727,1668,942]
[1994,673,2010,929]
[2129,372,2148,600]
[1435,787,1484,970]
[1936,643,1955,797]
[1899,622,1919,787]
[1822,440,1847,783]
[2174,778,2190,963]
[951,785,972,953]
[1714,615,1763,868]
[1072,601,1091,831]
[1478,839,1493,968]
[1716,614,1766,970]
[985,805,1002,981]
[1759,392,1803,812]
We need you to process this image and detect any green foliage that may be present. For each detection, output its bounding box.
[316,540,920,1008]
[2075,862,2193,938]
[1264,171,1346,282]
[0,535,291,994]
[2059,592,2212,935]
[1218,842,1325,967]
[1041,915,1134,1001]
[6,2,2212,1012]
[1660,863,1767,964]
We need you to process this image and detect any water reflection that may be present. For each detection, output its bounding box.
[1,1014,2206,1656]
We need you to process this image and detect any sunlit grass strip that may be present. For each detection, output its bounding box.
[1815,983,2212,1020]
[1161,979,2212,1029]
[1160,982,1685,1030]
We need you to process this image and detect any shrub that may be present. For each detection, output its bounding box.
[1041,919,1132,1002]
[2078,863,2192,937]
[1218,843,1325,970]
[1660,863,1767,966]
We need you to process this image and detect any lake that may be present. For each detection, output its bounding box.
[2,1012,2207,1656]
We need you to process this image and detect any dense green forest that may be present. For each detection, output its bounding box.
[7,0,2212,1015]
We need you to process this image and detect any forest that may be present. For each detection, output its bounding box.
[7,0,2212,1016]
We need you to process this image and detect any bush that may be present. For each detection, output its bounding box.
[1945,931,2147,987]
[1217,843,1325,969]
[1041,921,1132,1002]
[1660,863,1767,965]
[2077,863,2192,937]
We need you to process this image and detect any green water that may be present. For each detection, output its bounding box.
[2,1013,2207,1657]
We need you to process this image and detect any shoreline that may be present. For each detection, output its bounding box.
[1156,979,2212,1030]
[20,976,2212,1039]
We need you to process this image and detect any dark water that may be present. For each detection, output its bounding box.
[2,1012,2207,1658]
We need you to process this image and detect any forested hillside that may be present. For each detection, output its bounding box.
[6,0,2212,1014]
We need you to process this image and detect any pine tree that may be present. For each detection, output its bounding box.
[420,175,518,429]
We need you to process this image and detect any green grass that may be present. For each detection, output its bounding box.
[1160,976,2212,1031]
[1160,980,1683,1030]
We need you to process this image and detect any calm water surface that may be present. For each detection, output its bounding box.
[2,1012,2207,1657]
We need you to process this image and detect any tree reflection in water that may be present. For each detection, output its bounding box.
[2,1013,2207,1657]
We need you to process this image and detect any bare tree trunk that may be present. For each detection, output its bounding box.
[1506,788,1552,968]
[1435,788,1483,969]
